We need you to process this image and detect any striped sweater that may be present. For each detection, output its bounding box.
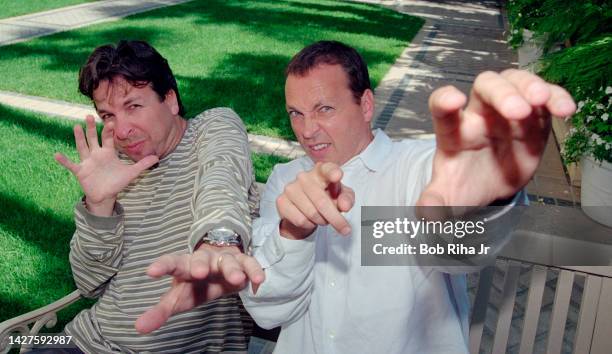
[64,108,259,353]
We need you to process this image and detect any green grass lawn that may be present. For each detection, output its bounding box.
[0,104,287,327]
[0,0,98,20]
[0,0,423,139]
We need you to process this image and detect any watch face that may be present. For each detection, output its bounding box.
[209,228,238,239]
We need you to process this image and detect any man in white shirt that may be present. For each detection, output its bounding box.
[138,41,576,353]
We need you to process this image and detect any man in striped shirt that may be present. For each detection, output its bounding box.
[53,40,262,353]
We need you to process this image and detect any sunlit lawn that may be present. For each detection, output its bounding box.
[0,0,423,139]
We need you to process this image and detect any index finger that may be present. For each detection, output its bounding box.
[315,162,343,185]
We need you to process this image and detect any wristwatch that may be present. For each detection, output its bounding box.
[202,227,243,249]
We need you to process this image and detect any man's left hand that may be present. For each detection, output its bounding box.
[135,245,264,334]
[418,69,576,207]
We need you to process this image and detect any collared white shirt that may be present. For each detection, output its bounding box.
[241,130,471,354]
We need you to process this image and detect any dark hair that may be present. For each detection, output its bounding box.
[78,40,185,116]
[286,40,371,103]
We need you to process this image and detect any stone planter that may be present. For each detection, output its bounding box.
[580,156,612,228]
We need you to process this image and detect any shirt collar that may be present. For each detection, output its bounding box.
[346,129,392,172]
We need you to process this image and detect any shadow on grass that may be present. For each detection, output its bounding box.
[0,190,74,259]
[179,52,293,137]
[0,105,78,145]
[146,0,422,44]
[0,190,86,324]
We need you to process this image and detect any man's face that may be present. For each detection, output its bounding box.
[93,77,181,161]
[285,64,374,165]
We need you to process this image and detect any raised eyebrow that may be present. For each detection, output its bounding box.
[286,101,328,113]
[96,108,111,116]
[286,105,302,114]
[123,97,142,107]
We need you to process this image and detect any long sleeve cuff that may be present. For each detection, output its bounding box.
[254,225,316,269]
[73,199,124,262]
[75,198,124,231]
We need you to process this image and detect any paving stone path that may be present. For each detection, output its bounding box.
[0,0,191,46]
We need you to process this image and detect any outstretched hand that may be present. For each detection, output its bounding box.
[135,244,264,334]
[418,69,576,207]
[55,115,158,215]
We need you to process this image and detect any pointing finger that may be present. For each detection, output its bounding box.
[316,162,343,185]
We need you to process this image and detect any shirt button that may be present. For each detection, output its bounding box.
[329,331,335,339]
[330,281,336,287]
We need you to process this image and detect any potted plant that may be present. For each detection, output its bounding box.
[562,86,612,227]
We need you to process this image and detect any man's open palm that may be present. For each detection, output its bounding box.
[55,115,158,211]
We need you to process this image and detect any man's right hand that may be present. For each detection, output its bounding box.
[54,115,159,216]
[135,244,264,334]
[277,162,355,240]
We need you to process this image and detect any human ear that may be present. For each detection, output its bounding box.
[165,90,180,116]
[361,89,375,123]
